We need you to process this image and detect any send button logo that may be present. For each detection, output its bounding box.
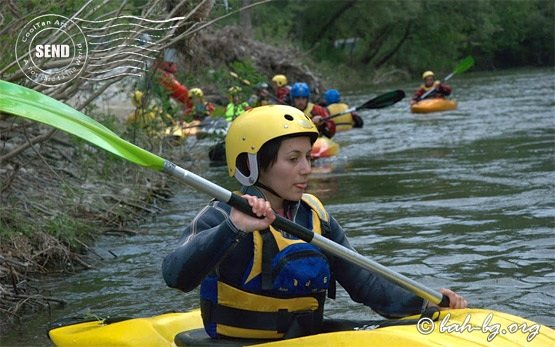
[16,14,88,87]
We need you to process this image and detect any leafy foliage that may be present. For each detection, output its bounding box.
[215,0,553,77]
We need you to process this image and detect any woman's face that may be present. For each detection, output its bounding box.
[259,136,312,203]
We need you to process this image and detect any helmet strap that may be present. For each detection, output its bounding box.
[255,180,284,201]
[234,153,259,186]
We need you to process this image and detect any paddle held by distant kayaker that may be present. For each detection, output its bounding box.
[162,105,467,340]
[410,71,452,105]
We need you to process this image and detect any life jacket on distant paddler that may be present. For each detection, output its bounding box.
[326,103,352,132]
[324,88,352,132]
[225,86,250,122]
[305,103,336,139]
[419,81,441,93]
[418,71,447,99]
[323,89,363,131]
[200,193,331,340]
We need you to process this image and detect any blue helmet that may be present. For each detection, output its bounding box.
[323,89,341,104]
[290,82,310,98]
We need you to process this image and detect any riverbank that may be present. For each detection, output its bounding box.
[0,116,185,333]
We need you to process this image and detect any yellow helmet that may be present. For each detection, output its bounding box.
[271,74,288,87]
[131,90,144,107]
[422,71,434,79]
[225,105,318,185]
[190,88,204,97]
[228,86,242,95]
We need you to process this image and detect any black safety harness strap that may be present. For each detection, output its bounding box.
[261,229,279,290]
[201,294,325,337]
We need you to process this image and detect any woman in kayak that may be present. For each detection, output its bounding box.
[410,71,452,105]
[162,105,467,340]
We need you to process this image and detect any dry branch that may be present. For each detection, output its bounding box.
[0,128,57,163]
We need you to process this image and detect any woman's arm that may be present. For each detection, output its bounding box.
[326,217,425,318]
[163,195,274,293]
[162,202,245,292]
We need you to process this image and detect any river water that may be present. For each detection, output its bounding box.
[3,68,554,345]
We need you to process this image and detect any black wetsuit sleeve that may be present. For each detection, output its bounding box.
[162,202,244,293]
[326,217,425,318]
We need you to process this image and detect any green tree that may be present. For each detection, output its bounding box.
[276,0,553,75]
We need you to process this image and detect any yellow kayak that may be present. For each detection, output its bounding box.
[411,98,457,114]
[164,120,202,138]
[48,308,555,346]
[311,137,340,159]
[164,118,229,139]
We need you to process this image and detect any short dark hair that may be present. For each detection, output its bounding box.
[258,136,283,172]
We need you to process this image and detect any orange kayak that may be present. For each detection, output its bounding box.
[311,137,340,159]
[411,99,457,114]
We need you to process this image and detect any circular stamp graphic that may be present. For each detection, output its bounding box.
[15,14,88,87]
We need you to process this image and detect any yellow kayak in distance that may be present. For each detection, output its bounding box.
[411,98,458,114]
[164,120,202,138]
[47,308,555,347]
[164,118,230,139]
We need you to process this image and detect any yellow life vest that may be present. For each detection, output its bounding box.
[302,103,315,119]
[420,81,440,92]
[200,194,331,339]
[326,103,353,132]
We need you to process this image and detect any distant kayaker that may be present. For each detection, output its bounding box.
[162,105,468,340]
[248,82,273,107]
[126,90,174,130]
[225,86,250,122]
[271,74,291,104]
[323,88,363,132]
[153,49,193,115]
[187,88,215,121]
[291,82,336,138]
[410,71,452,105]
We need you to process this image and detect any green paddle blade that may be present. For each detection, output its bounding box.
[359,90,406,110]
[0,80,165,171]
[454,56,475,75]
[444,56,475,81]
